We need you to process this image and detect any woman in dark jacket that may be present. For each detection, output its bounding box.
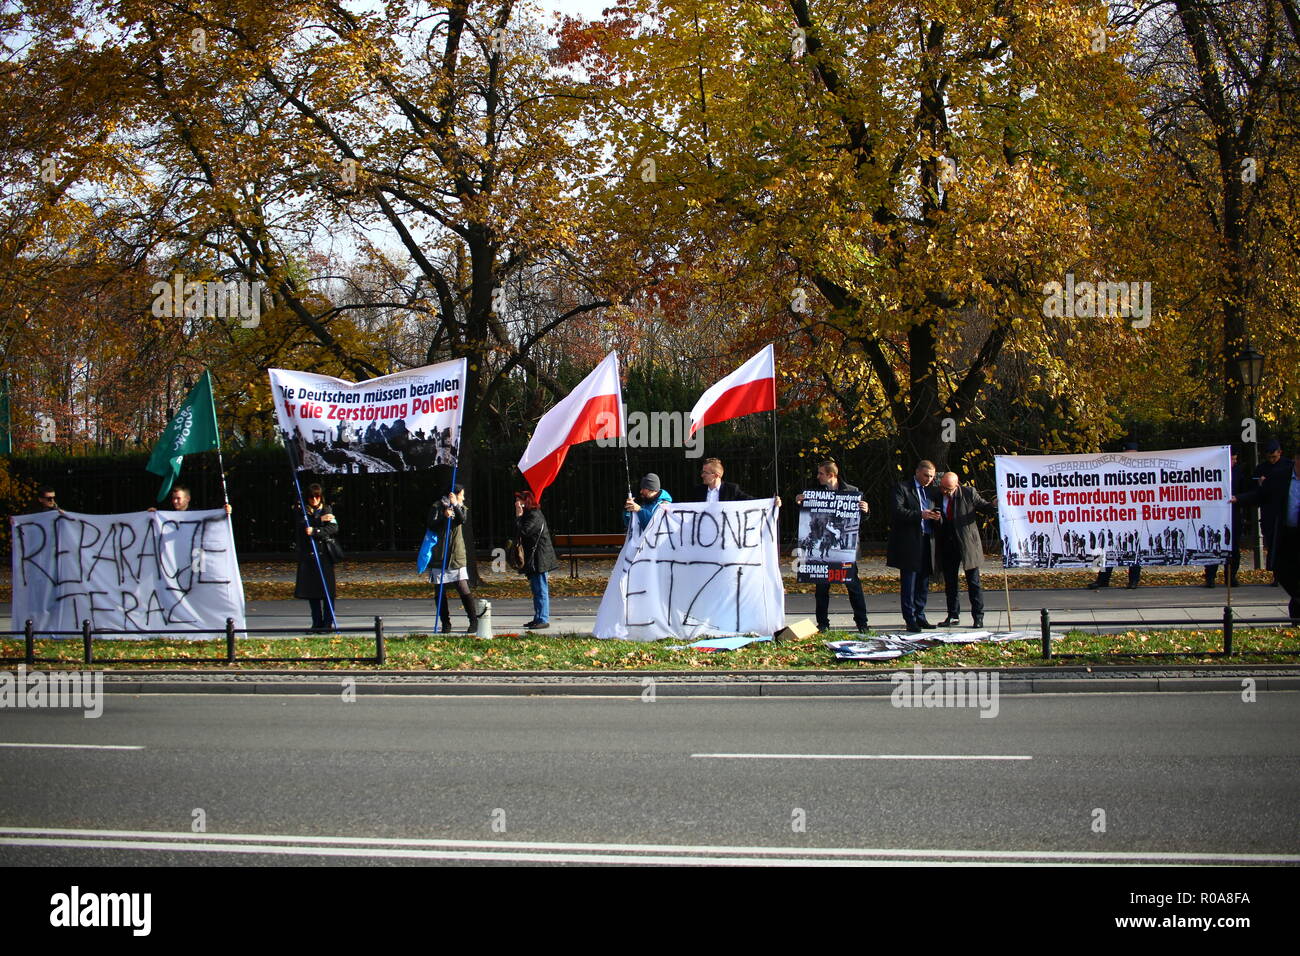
[428,484,478,633]
[514,490,559,629]
[294,483,338,631]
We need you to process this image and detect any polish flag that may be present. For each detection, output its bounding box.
[688,344,776,436]
[518,351,624,502]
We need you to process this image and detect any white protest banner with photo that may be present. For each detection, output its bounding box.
[795,488,861,582]
[11,510,247,635]
[593,499,785,641]
[269,359,467,473]
[995,446,1232,569]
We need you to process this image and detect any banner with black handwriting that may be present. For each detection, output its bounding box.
[11,509,247,635]
[995,446,1232,569]
[593,499,785,641]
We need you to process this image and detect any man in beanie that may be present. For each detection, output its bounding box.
[623,473,673,532]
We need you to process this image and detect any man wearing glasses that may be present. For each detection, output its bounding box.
[30,487,63,514]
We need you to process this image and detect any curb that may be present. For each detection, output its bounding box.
[92,670,1300,697]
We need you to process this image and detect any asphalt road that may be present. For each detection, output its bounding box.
[1,690,1297,865]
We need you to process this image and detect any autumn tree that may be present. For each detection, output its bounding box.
[565,0,1167,465]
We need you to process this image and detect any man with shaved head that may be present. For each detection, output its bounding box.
[932,471,998,628]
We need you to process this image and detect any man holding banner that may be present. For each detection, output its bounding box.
[795,460,869,634]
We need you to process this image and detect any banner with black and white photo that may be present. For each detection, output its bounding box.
[593,499,785,641]
[11,509,247,635]
[995,446,1232,569]
[269,359,467,473]
[795,488,862,582]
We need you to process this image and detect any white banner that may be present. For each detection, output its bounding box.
[11,509,247,635]
[269,359,467,473]
[995,446,1232,569]
[593,499,785,641]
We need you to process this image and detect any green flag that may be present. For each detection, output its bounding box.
[146,370,220,501]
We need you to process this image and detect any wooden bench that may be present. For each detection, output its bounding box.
[553,533,627,578]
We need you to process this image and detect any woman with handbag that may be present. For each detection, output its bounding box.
[514,490,558,630]
[428,484,478,634]
[294,483,339,631]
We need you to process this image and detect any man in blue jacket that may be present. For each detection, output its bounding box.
[623,473,673,531]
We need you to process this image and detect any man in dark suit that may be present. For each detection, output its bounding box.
[887,460,941,632]
[933,472,998,627]
[1253,439,1294,583]
[1236,456,1300,622]
[682,458,753,502]
[795,460,868,633]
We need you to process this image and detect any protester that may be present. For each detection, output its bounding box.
[28,486,62,514]
[1235,456,1300,623]
[514,490,558,630]
[1253,439,1293,585]
[933,471,997,627]
[683,458,752,502]
[1088,442,1143,589]
[887,460,941,632]
[294,483,338,631]
[623,473,672,531]
[1204,448,1249,588]
[147,484,233,514]
[795,460,869,634]
[428,484,478,633]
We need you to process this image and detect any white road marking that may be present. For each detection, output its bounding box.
[691,753,1032,761]
[0,743,143,751]
[1,827,1295,864]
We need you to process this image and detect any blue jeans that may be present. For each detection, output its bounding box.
[527,571,550,624]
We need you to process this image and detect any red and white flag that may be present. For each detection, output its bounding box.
[688,344,776,436]
[518,352,624,502]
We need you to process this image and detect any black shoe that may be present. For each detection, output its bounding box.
[972,617,984,628]
[817,624,830,634]
[1203,580,1215,588]
[905,624,923,633]
[1087,582,1107,590]
[522,619,540,628]
[856,624,870,634]
[526,621,549,630]
[937,616,959,627]
[1126,583,1139,589]
[1230,577,1241,588]
[917,619,937,629]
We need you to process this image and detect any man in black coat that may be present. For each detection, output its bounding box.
[795,460,869,633]
[1236,456,1300,622]
[932,471,998,627]
[1253,439,1294,582]
[887,460,942,632]
[682,458,752,502]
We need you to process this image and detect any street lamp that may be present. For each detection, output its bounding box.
[1235,345,1265,569]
